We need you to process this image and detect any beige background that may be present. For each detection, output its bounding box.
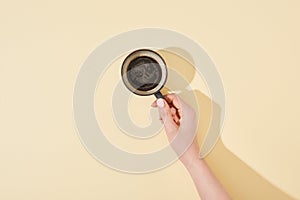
[1,0,299,199]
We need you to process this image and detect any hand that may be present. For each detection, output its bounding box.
[152,94,231,199]
[151,94,200,168]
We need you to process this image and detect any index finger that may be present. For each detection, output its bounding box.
[165,94,181,110]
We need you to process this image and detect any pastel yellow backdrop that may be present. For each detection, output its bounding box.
[0,0,299,199]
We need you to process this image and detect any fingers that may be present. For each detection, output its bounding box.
[165,94,181,110]
[170,107,177,115]
[150,93,196,142]
[151,100,157,107]
[152,98,181,123]
[151,94,183,124]
[171,107,180,125]
[151,94,181,108]
[156,98,178,135]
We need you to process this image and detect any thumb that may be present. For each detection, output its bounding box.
[157,98,178,136]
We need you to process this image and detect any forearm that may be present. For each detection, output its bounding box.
[186,158,231,200]
[153,95,230,199]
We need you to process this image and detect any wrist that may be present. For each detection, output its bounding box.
[180,145,201,170]
[182,153,202,171]
[185,156,205,173]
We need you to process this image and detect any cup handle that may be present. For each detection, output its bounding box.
[154,91,164,99]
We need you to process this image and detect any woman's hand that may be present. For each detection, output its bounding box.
[151,94,200,168]
[152,93,231,200]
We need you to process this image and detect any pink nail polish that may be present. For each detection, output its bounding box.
[157,99,164,108]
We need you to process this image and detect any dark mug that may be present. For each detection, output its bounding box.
[121,49,167,99]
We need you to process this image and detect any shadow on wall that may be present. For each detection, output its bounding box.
[157,48,293,200]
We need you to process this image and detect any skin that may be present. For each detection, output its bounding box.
[151,94,231,200]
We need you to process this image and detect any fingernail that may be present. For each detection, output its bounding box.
[151,102,156,107]
[157,98,164,108]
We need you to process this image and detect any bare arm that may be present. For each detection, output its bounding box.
[186,158,231,200]
[152,94,231,200]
